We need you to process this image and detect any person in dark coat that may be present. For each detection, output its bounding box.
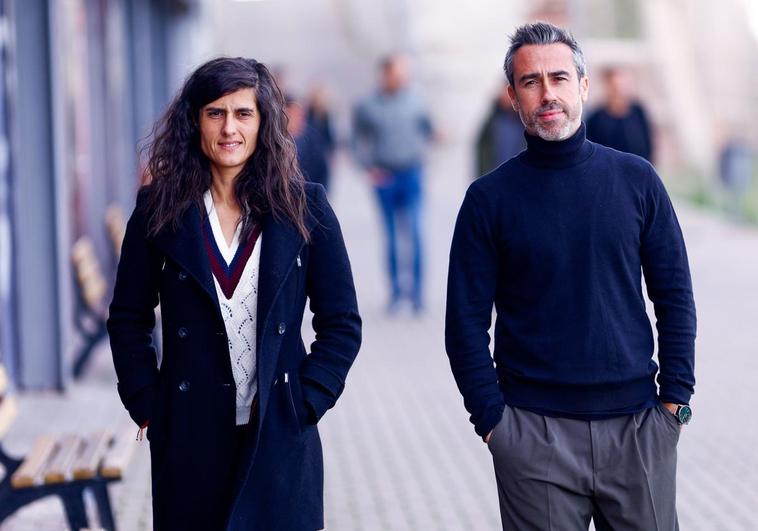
[286,95,331,192]
[586,66,653,162]
[107,57,361,531]
[474,81,525,177]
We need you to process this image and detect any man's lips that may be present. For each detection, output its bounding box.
[538,110,564,121]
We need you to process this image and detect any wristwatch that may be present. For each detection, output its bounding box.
[672,404,693,425]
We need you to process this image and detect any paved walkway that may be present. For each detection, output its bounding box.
[2,146,757,530]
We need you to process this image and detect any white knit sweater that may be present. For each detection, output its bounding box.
[204,191,261,425]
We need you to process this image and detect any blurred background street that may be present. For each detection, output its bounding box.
[0,0,756,529]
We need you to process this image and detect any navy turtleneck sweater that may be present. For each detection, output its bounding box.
[446,123,696,438]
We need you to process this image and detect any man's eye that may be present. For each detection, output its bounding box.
[208,110,223,118]
[238,111,253,118]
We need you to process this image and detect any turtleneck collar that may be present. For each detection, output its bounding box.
[519,122,594,170]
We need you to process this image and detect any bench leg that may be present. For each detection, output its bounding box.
[92,483,117,531]
[60,490,89,530]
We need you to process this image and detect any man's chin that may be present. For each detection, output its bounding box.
[534,121,577,142]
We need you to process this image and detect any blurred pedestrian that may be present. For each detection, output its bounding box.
[353,53,434,313]
[718,133,753,218]
[306,84,336,157]
[107,57,361,531]
[586,66,653,162]
[446,23,695,530]
[286,95,331,191]
[474,81,525,177]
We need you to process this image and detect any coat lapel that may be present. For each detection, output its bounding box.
[150,204,221,314]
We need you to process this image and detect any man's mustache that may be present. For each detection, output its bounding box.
[535,102,564,114]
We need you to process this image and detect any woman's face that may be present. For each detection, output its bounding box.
[199,88,261,180]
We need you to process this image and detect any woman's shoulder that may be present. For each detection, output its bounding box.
[303,181,330,215]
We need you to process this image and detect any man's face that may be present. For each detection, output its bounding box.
[285,101,305,137]
[199,88,261,179]
[382,56,409,93]
[507,43,589,141]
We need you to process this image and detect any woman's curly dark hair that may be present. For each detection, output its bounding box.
[141,57,309,242]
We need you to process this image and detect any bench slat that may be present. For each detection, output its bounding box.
[11,435,56,488]
[72,430,112,480]
[100,426,137,479]
[43,434,82,484]
[0,365,9,396]
[0,394,18,439]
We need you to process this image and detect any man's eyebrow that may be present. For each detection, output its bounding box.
[549,70,572,78]
[518,70,573,83]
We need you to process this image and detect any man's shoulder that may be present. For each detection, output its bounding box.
[474,157,523,186]
[591,141,654,173]
[468,158,523,202]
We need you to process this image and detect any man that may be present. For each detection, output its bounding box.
[475,80,525,177]
[586,66,653,162]
[446,22,695,530]
[353,54,434,313]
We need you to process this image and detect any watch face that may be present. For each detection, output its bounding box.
[677,405,692,425]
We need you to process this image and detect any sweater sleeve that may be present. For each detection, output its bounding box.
[640,168,696,404]
[445,186,505,438]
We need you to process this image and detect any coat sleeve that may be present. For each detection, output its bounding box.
[299,185,362,422]
[106,189,163,426]
[445,186,505,439]
[640,167,696,405]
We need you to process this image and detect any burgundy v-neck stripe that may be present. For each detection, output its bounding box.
[201,218,261,300]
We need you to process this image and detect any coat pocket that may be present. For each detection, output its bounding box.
[283,372,303,436]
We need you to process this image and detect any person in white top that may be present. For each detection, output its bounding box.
[108,57,361,531]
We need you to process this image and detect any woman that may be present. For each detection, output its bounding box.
[107,57,361,531]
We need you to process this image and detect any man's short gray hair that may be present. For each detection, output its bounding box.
[504,22,586,87]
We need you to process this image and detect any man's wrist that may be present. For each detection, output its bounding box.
[661,402,693,425]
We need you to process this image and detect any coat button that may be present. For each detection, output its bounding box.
[178,380,190,392]
[178,271,187,281]
[178,327,188,339]
[277,322,286,335]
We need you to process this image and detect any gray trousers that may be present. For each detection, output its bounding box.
[488,404,680,531]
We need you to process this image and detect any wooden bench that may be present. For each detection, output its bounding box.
[71,236,109,378]
[104,204,126,263]
[0,366,137,529]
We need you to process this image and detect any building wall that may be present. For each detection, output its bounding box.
[0,0,211,389]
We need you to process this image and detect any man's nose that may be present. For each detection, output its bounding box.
[541,84,557,104]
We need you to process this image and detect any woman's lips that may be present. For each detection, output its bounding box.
[219,141,241,151]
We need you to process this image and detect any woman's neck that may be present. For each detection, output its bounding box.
[210,173,239,212]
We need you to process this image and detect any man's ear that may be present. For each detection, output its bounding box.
[507,84,519,111]
[580,76,589,103]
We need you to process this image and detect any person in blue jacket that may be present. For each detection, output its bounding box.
[107,57,361,531]
[446,23,695,530]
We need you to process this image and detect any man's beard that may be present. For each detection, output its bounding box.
[519,100,581,141]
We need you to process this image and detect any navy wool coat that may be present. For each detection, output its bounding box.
[107,183,361,530]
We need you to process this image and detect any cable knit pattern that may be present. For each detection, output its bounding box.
[204,191,261,425]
